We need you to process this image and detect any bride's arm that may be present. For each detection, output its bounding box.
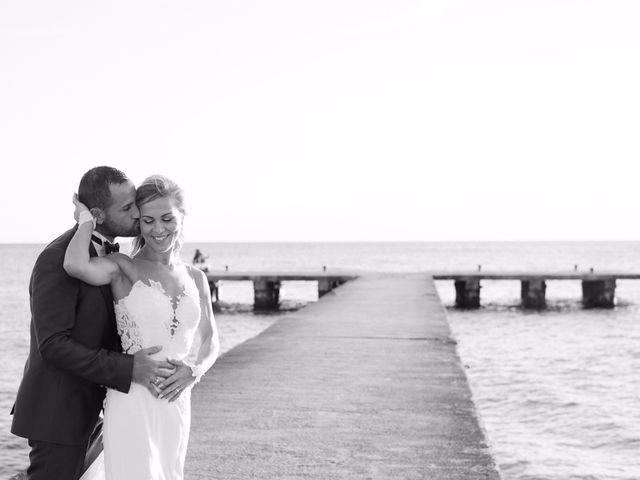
[187,267,220,379]
[63,195,121,286]
[160,267,220,402]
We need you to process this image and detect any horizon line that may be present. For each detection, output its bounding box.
[3,239,640,245]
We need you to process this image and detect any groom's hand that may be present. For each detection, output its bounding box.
[132,346,175,397]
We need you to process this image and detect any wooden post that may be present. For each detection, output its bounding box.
[521,279,546,309]
[582,278,616,308]
[454,279,480,309]
[318,278,333,297]
[253,279,280,310]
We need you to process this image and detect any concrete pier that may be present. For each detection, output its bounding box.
[582,278,616,308]
[253,279,280,310]
[186,275,499,479]
[454,278,481,309]
[521,279,546,309]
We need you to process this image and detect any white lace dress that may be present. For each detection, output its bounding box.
[83,277,202,480]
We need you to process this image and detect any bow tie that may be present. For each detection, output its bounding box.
[105,242,120,254]
[91,235,120,254]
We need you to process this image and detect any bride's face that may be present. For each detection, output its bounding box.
[139,196,183,254]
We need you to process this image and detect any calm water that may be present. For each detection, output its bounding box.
[2,241,640,479]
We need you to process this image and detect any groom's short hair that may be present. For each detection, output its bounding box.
[78,166,129,210]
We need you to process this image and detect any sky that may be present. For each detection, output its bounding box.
[1,0,639,243]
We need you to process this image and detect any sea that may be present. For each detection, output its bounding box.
[1,241,639,479]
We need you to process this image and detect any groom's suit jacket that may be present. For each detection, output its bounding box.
[11,226,134,445]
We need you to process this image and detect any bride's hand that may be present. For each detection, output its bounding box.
[72,193,91,223]
[157,359,196,402]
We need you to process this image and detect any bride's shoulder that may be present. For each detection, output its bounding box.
[107,252,133,263]
[106,252,135,270]
[186,263,206,279]
[186,264,208,288]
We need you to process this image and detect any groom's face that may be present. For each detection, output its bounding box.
[100,180,140,238]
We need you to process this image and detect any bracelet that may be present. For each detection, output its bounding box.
[78,210,96,229]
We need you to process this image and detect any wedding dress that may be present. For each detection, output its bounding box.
[81,276,202,480]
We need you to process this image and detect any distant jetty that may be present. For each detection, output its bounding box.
[432,270,638,309]
[205,269,636,310]
[205,271,356,310]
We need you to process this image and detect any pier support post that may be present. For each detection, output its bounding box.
[208,280,220,311]
[318,278,345,297]
[318,278,333,297]
[582,278,616,308]
[454,279,481,309]
[521,279,546,309]
[254,280,280,310]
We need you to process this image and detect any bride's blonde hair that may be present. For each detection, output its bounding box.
[131,175,186,256]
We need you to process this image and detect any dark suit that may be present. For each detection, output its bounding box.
[11,226,134,479]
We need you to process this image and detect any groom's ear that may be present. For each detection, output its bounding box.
[91,207,105,225]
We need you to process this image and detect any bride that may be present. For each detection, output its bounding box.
[64,175,219,480]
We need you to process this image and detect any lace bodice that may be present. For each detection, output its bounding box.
[114,278,201,360]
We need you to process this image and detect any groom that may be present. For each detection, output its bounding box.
[11,166,174,480]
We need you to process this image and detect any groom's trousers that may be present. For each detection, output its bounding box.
[27,439,88,480]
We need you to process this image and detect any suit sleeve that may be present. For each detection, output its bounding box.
[31,247,134,393]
